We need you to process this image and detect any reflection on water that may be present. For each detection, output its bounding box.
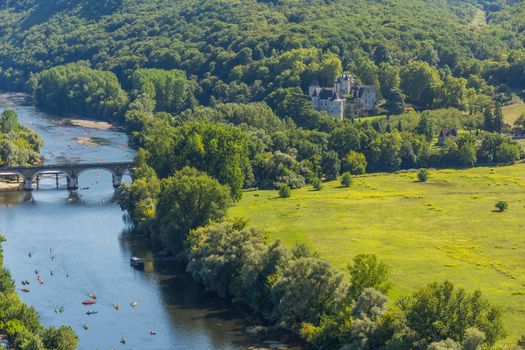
[0,96,301,350]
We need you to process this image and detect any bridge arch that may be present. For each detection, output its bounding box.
[0,162,134,191]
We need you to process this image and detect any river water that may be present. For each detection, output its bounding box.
[0,94,298,350]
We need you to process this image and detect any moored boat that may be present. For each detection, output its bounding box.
[130,257,144,269]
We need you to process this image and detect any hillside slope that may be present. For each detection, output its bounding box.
[0,0,520,94]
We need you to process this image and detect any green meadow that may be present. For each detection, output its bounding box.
[230,164,525,343]
[503,102,525,125]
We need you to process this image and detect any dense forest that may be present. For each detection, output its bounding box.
[0,0,523,106]
[0,110,42,167]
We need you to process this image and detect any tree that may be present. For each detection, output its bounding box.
[400,61,442,108]
[416,113,434,142]
[144,120,252,200]
[42,326,78,350]
[34,63,128,120]
[340,172,352,187]
[400,281,506,345]
[493,103,504,133]
[278,183,291,198]
[271,257,349,325]
[462,327,486,350]
[457,136,477,167]
[344,151,367,175]
[483,106,494,132]
[311,177,322,191]
[495,200,508,212]
[155,167,232,253]
[186,221,266,298]
[321,150,341,180]
[0,110,19,133]
[417,168,429,182]
[347,254,390,301]
[118,149,160,226]
[131,68,194,113]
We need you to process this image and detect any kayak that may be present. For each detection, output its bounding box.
[86,310,98,315]
[21,288,30,293]
[82,300,96,305]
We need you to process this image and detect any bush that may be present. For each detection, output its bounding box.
[517,334,525,349]
[340,172,352,187]
[417,168,429,182]
[495,200,508,212]
[312,177,322,191]
[344,151,367,175]
[278,183,291,198]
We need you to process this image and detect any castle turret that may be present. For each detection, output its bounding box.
[309,80,320,97]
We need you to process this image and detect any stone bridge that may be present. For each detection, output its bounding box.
[0,162,134,191]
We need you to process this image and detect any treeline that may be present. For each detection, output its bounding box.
[0,0,522,114]
[118,158,510,349]
[186,220,506,350]
[120,99,522,202]
[0,109,42,167]
[0,235,78,350]
[33,63,128,120]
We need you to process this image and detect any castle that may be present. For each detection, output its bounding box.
[308,74,377,119]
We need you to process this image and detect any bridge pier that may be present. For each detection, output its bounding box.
[23,177,33,191]
[112,174,123,188]
[67,176,79,191]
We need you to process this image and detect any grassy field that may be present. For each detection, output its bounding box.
[503,103,525,125]
[230,164,525,343]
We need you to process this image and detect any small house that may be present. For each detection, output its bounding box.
[438,128,458,145]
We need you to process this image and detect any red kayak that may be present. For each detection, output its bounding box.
[82,300,96,305]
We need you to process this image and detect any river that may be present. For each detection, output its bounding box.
[0,93,299,350]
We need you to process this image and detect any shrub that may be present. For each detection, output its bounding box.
[417,168,429,182]
[495,200,508,212]
[340,172,352,187]
[517,334,525,349]
[344,151,367,175]
[312,177,322,191]
[278,183,291,198]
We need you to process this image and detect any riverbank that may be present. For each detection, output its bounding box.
[0,93,297,350]
[0,181,21,192]
[0,235,78,349]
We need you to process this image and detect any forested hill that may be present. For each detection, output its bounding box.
[0,0,522,101]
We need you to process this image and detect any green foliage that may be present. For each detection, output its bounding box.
[42,326,78,350]
[278,183,291,198]
[399,280,506,346]
[340,172,352,188]
[271,257,349,325]
[155,167,232,253]
[343,151,367,175]
[321,150,341,181]
[495,200,508,212]
[0,110,42,167]
[347,254,390,301]
[186,221,266,298]
[131,68,194,114]
[418,168,429,182]
[311,177,322,191]
[144,120,252,200]
[118,149,160,226]
[34,63,128,120]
